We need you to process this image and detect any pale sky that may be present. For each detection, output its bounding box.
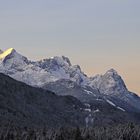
[0,0,140,94]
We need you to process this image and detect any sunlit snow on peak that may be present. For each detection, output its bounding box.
[0,48,15,59]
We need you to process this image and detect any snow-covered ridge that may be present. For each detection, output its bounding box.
[106,99,116,107]
[0,48,89,87]
[106,99,125,112]
[0,48,132,96]
[1,48,140,113]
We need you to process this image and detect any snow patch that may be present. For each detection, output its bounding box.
[84,89,93,95]
[84,103,91,108]
[117,106,125,112]
[106,100,116,107]
[93,109,100,113]
[106,100,125,112]
[84,109,91,112]
[96,98,103,101]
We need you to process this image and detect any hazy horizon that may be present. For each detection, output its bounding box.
[0,0,139,94]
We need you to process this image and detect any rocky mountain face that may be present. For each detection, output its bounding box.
[0,48,140,127]
[88,69,140,112]
[89,69,127,95]
[0,48,88,86]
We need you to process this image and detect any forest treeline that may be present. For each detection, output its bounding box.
[0,123,140,140]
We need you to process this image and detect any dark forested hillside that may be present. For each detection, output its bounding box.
[0,73,140,128]
[0,73,88,128]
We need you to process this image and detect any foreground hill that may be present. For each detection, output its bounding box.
[0,73,140,128]
[0,73,89,128]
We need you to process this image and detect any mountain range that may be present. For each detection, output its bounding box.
[0,48,140,127]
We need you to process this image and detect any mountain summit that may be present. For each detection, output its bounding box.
[0,48,29,72]
[0,48,15,60]
[89,68,127,95]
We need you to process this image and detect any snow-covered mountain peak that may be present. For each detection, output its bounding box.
[89,69,127,95]
[103,69,125,85]
[35,55,89,85]
[37,56,71,70]
[105,68,118,76]
[51,56,72,66]
[0,48,30,71]
[0,48,16,60]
